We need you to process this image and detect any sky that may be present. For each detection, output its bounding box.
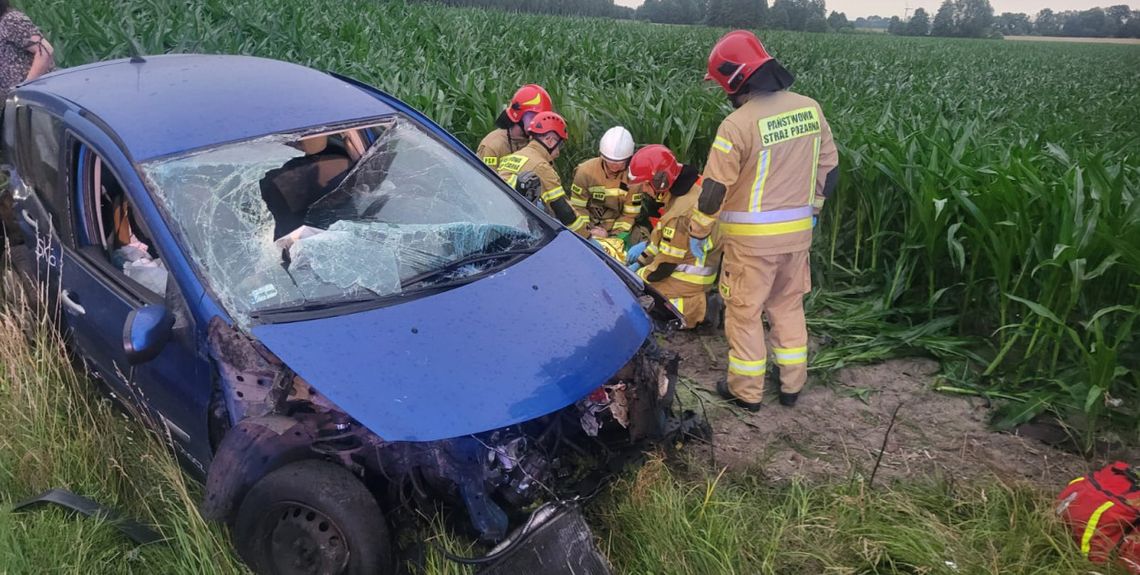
[612,0,1112,19]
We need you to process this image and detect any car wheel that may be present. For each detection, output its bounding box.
[233,460,393,575]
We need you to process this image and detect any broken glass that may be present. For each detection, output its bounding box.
[142,117,547,326]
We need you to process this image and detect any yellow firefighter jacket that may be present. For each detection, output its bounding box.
[569,157,642,238]
[497,141,588,233]
[476,128,526,168]
[692,90,838,256]
[637,176,718,296]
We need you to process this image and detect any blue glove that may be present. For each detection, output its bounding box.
[690,237,706,263]
[812,216,818,228]
[626,241,647,265]
[629,262,642,272]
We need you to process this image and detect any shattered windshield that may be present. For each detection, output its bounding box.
[142,116,547,325]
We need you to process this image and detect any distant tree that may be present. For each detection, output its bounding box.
[888,15,903,35]
[994,12,1031,36]
[805,14,828,31]
[927,0,994,38]
[931,0,956,36]
[827,10,851,31]
[704,0,726,24]
[854,15,890,30]
[771,0,824,30]
[768,3,790,28]
[1062,8,1110,37]
[1034,8,1061,35]
[1120,10,1140,37]
[738,0,769,28]
[906,7,931,35]
[957,0,994,37]
[1106,5,1131,36]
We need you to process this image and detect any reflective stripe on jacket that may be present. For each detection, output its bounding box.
[497,141,588,233]
[638,178,718,294]
[695,90,838,256]
[569,157,641,238]
[476,128,525,168]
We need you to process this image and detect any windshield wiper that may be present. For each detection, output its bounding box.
[250,296,383,319]
[399,247,538,291]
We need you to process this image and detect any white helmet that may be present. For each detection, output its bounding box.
[599,126,635,162]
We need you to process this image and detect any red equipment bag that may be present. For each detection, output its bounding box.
[1056,462,1140,573]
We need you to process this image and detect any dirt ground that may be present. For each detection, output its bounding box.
[660,331,1136,491]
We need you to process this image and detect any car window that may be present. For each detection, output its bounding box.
[1,100,14,168]
[142,116,549,326]
[12,106,70,243]
[76,145,168,298]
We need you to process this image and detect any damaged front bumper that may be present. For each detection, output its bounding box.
[201,321,679,543]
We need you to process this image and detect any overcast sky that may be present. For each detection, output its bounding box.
[613,1,1112,18]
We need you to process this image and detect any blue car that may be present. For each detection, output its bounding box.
[2,54,680,574]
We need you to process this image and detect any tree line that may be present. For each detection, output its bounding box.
[883,1,1140,39]
[424,0,635,20]
[638,0,854,31]
[417,0,1140,38]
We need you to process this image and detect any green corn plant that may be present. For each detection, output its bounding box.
[17,0,1140,442]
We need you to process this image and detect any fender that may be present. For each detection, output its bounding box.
[200,415,319,521]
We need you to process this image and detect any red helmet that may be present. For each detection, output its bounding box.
[506,84,553,123]
[705,30,774,94]
[527,112,568,140]
[628,145,682,191]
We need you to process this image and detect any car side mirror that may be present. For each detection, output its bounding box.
[123,305,174,365]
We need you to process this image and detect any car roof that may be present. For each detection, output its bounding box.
[23,54,397,161]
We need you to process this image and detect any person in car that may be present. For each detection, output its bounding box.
[260,135,353,239]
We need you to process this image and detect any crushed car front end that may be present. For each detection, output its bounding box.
[140,114,683,543]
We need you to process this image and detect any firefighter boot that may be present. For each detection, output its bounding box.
[716,378,761,412]
[767,364,799,407]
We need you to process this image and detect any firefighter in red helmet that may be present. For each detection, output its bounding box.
[626,145,718,329]
[692,30,839,411]
[476,84,553,168]
[496,112,586,232]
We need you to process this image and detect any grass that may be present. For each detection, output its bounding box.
[0,272,1113,574]
[0,272,244,574]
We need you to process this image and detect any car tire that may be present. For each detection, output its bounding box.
[232,459,393,575]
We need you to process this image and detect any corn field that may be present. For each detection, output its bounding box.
[21,0,1140,441]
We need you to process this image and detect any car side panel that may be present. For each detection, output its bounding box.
[54,114,216,470]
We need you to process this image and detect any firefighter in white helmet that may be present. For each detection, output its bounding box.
[568,127,642,242]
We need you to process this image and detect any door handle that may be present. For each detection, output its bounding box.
[61,290,86,316]
[20,209,38,229]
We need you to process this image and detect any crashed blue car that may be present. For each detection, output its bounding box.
[3,55,680,574]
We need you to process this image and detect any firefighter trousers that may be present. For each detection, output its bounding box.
[719,248,811,404]
[653,273,714,329]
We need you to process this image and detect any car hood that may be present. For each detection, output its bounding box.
[250,232,651,441]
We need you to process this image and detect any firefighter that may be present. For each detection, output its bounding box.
[568,126,640,240]
[475,84,553,168]
[626,145,717,330]
[692,30,839,411]
[497,112,586,233]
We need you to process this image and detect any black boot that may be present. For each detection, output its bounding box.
[716,379,762,413]
[779,391,799,407]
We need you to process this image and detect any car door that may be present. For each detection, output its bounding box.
[57,137,213,473]
[3,102,70,302]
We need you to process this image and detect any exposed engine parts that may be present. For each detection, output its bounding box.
[202,319,686,542]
